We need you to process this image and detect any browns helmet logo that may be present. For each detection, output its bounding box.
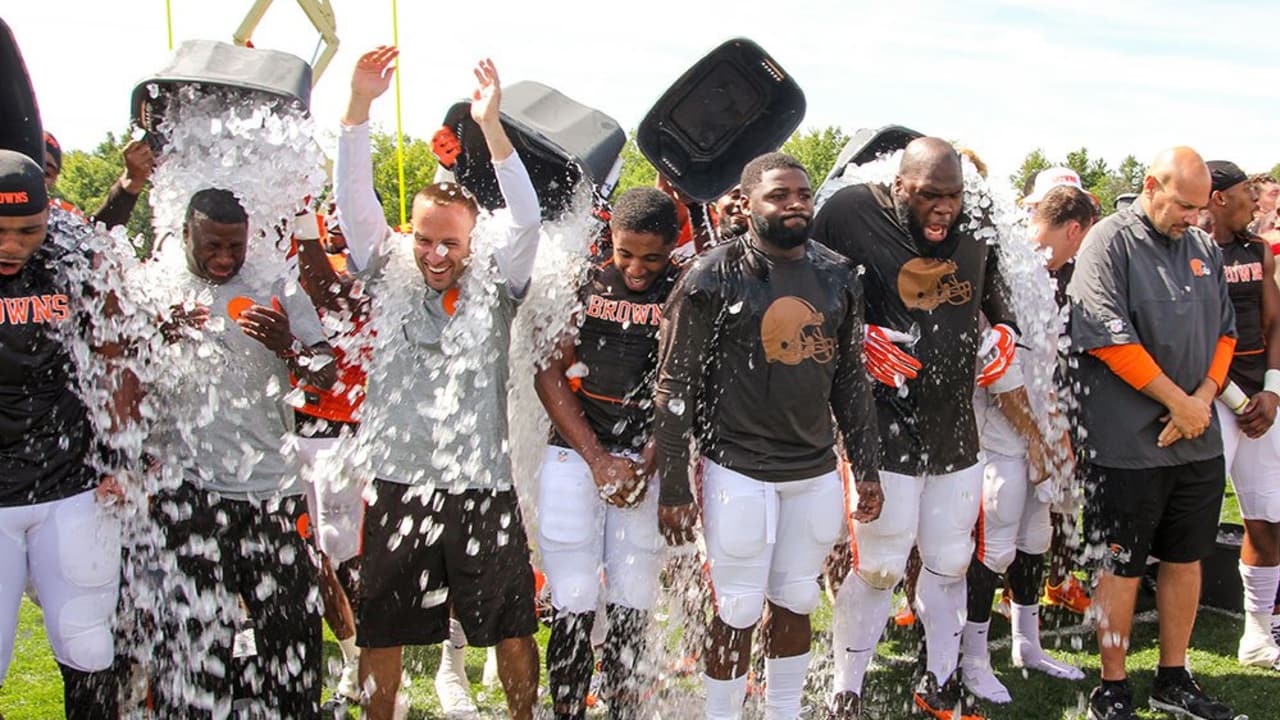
[897,258,973,311]
[761,296,836,365]
[1189,257,1211,277]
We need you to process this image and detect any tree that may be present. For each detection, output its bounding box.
[1063,147,1110,193]
[55,131,154,254]
[1010,149,1052,198]
[782,126,850,186]
[368,128,439,229]
[610,134,657,201]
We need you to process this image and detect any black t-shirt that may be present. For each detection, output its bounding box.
[811,182,1017,476]
[653,236,880,505]
[1221,233,1267,396]
[550,260,680,453]
[0,242,97,507]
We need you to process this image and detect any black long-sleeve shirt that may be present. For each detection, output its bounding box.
[653,235,880,506]
[812,182,1018,476]
[91,181,141,230]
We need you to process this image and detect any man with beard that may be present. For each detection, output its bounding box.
[654,151,883,720]
[1069,147,1237,720]
[1202,162,1280,671]
[812,137,1019,720]
[534,187,679,720]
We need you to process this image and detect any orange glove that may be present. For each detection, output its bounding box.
[864,325,922,387]
[977,323,1018,388]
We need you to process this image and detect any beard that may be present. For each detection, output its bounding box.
[751,211,811,249]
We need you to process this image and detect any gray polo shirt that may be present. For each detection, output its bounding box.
[157,273,328,499]
[1067,203,1235,469]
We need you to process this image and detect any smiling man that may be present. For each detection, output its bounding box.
[334,46,543,720]
[654,151,882,720]
[534,186,679,720]
[813,137,1019,720]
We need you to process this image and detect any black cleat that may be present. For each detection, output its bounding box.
[1088,683,1139,720]
[1149,672,1238,720]
[913,671,984,719]
[829,690,861,719]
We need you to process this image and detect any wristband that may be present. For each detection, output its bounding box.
[1266,369,1280,397]
[1219,381,1249,415]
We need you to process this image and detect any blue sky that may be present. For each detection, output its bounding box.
[7,0,1275,187]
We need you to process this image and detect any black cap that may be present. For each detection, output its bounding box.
[1207,160,1248,193]
[0,148,48,215]
[43,131,61,171]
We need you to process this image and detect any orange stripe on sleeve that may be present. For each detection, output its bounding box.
[1089,344,1162,390]
[1207,335,1238,391]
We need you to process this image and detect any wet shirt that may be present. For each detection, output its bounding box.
[1068,203,1235,469]
[335,121,542,491]
[551,260,680,453]
[156,275,327,499]
[1220,234,1267,396]
[653,236,880,505]
[812,182,1017,476]
[0,242,97,507]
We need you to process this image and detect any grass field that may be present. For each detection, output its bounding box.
[3,489,1270,719]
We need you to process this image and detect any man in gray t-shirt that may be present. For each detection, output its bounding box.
[1068,147,1239,720]
[334,47,543,720]
[147,188,336,717]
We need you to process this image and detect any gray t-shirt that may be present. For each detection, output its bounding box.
[157,273,327,499]
[1067,203,1236,469]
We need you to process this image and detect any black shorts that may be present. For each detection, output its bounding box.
[1083,458,1225,577]
[356,480,538,648]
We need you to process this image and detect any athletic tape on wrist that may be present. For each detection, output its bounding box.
[1220,381,1250,414]
[1266,369,1280,396]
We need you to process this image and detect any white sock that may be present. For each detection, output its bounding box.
[916,569,966,685]
[764,652,810,720]
[1010,601,1084,679]
[704,672,749,720]
[1241,562,1280,615]
[338,635,360,664]
[960,620,991,666]
[1011,601,1042,654]
[438,618,467,678]
[831,572,894,696]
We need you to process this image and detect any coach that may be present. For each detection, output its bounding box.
[1068,146,1239,720]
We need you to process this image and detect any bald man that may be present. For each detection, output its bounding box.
[813,137,1019,719]
[1069,147,1239,720]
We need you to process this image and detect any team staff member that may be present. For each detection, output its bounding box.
[1201,161,1280,671]
[149,188,336,718]
[535,187,680,720]
[1069,147,1238,720]
[960,185,1095,704]
[335,47,542,720]
[292,207,369,704]
[0,150,134,719]
[813,138,1019,720]
[43,131,155,230]
[654,152,883,720]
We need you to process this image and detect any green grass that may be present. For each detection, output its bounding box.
[7,596,1280,719]
[1,497,1269,719]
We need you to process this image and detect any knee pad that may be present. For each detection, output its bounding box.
[979,539,1015,575]
[1017,521,1053,558]
[922,542,974,579]
[550,571,602,616]
[53,594,116,671]
[604,568,660,613]
[715,590,765,630]
[851,533,912,590]
[767,580,821,617]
